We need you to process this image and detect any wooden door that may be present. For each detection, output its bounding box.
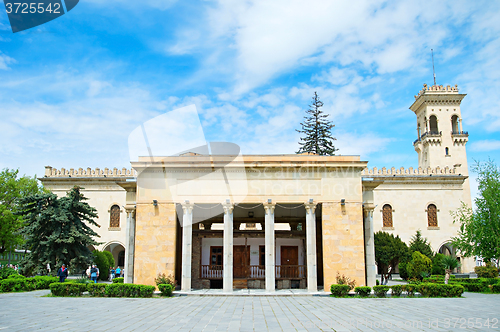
[233,246,250,278]
[281,246,299,278]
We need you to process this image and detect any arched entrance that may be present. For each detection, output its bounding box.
[103,242,125,268]
[438,242,461,273]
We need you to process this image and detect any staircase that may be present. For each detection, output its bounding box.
[233,279,248,289]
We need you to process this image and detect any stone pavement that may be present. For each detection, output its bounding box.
[1,290,499,331]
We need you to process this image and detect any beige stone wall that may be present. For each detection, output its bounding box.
[134,202,177,286]
[322,202,365,291]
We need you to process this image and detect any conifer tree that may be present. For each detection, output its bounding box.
[296,92,338,155]
[18,186,100,274]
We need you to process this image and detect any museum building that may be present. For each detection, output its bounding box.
[40,84,472,292]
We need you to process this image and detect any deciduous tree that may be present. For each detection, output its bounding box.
[374,231,408,284]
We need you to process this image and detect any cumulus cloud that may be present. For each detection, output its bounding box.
[0,53,15,70]
[470,140,500,152]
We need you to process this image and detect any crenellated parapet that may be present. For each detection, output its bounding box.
[44,166,136,178]
[362,166,457,176]
[414,83,459,99]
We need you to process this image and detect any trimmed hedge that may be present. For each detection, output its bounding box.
[105,284,155,298]
[354,286,371,297]
[416,283,464,297]
[373,285,390,298]
[330,284,350,297]
[87,283,107,297]
[475,265,499,278]
[402,284,416,297]
[0,275,57,292]
[33,276,59,289]
[112,277,124,284]
[158,284,174,297]
[49,283,87,296]
[391,285,403,296]
[1,278,28,292]
[0,267,18,280]
[492,284,500,294]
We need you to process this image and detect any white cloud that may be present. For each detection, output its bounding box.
[0,52,15,70]
[470,140,500,152]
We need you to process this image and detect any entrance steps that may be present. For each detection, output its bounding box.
[233,279,248,289]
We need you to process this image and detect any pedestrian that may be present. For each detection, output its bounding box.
[57,264,68,282]
[90,265,99,283]
[115,266,121,278]
[110,267,115,281]
[47,263,51,276]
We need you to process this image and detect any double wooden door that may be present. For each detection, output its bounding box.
[233,246,250,278]
[280,246,299,278]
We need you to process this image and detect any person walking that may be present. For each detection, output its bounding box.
[57,264,68,282]
[115,266,121,279]
[110,267,115,281]
[90,265,99,283]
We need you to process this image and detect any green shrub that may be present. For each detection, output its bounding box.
[416,283,464,297]
[354,286,371,297]
[154,273,177,287]
[336,272,356,291]
[0,267,18,280]
[0,278,27,292]
[407,251,432,280]
[401,284,416,297]
[87,283,107,297]
[492,284,500,294]
[103,251,115,270]
[375,279,380,286]
[105,284,155,298]
[330,284,350,297]
[33,276,58,289]
[398,262,409,280]
[49,283,87,296]
[431,254,446,275]
[158,284,174,297]
[475,265,499,279]
[391,285,403,296]
[93,250,110,281]
[71,277,91,284]
[7,274,26,280]
[373,285,390,298]
[112,277,124,284]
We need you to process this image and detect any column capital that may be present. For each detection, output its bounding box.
[304,203,317,214]
[363,203,376,211]
[181,202,194,215]
[222,202,234,215]
[124,204,136,214]
[263,203,275,215]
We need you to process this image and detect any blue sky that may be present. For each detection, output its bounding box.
[0,1,499,197]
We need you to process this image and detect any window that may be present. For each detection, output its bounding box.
[445,147,450,156]
[382,204,393,227]
[210,246,223,266]
[429,115,439,133]
[110,205,120,228]
[259,245,265,266]
[451,115,459,134]
[427,204,438,227]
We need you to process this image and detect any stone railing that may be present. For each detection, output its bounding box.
[362,166,457,176]
[44,166,136,178]
[415,83,459,99]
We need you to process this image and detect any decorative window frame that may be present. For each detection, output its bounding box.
[108,203,123,231]
[380,202,395,229]
[425,202,440,229]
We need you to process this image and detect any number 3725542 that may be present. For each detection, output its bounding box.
[5,2,61,14]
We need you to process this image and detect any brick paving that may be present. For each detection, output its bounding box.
[0,290,499,331]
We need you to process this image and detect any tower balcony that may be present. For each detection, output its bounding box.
[451,131,469,145]
[413,131,442,145]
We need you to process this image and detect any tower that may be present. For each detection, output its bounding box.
[410,83,471,206]
[410,84,469,173]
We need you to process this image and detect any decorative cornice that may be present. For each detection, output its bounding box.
[362,166,457,176]
[44,166,136,178]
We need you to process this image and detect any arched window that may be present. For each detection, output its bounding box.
[429,115,439,134]
[427,204,438,227]
[110,205,120,228]
[451,115,459,134]
[445,147,449,156]
[382,204,393,227]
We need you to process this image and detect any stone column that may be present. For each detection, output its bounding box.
[223,201,234,292]
[124,207,136,284]
[459,118,463,132]
[305,202,317,292]
[363,204,376,287]
[181,202,194,291]
[264,202,275,292]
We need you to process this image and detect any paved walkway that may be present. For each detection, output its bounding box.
[1,290,499,331]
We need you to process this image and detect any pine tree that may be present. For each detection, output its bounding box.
[408,230,434,258]
[296,92,338,155]
[18,186,100,275]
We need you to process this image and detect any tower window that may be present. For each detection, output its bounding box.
[429,115,439,134]
[451,115,459,134]
[382,204,393,227]
[427,204,438,227]
[110,205,120,228]
[445,147,450,156]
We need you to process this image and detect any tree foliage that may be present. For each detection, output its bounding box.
[406,251,432,280]
[18,186,100,275]
[296,92,338,156]
[0,169,45,254]
[408,230,434,258]
[93,250,111,281]
[374,231,408,284]
[452,160,500,262]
